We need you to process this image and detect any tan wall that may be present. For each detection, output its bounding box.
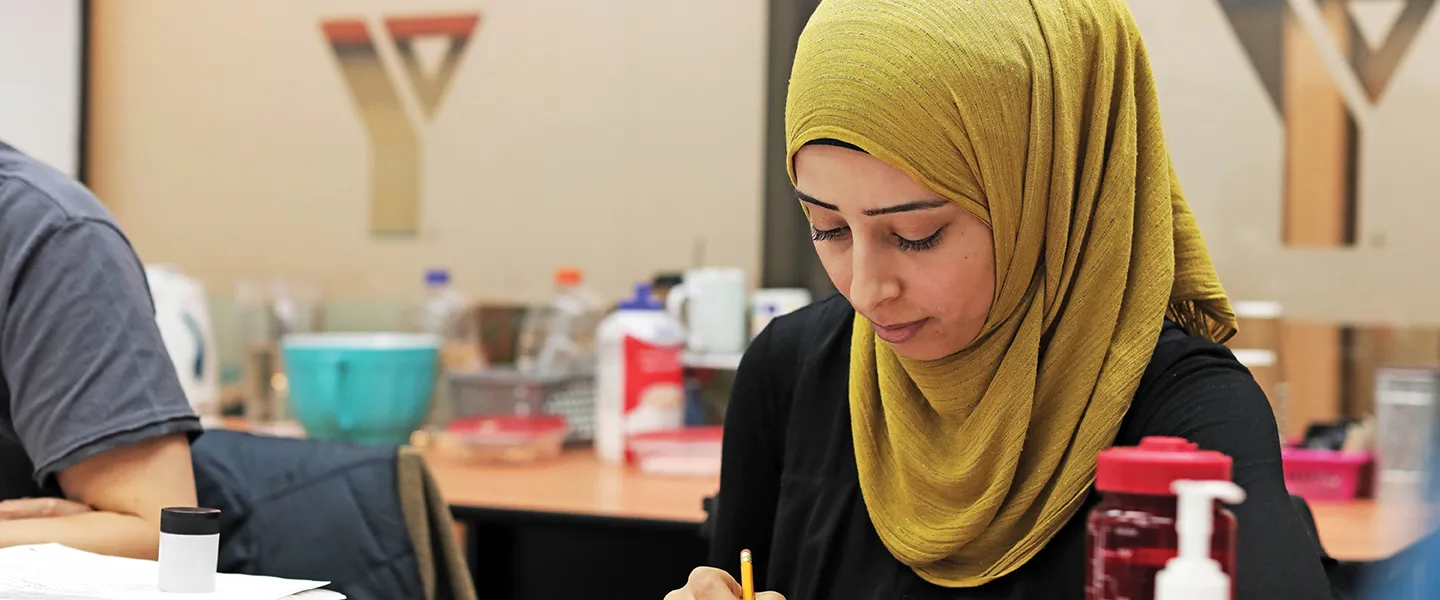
[1131,1,1440,325]
[90,2,1440,318]
[88,0,767,303]
[1131,1,1440,435]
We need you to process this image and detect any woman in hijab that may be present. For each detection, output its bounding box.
[665,0,1334,598]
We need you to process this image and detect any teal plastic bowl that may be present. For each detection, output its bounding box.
[281,333,440,445]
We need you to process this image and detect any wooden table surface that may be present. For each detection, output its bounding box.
[220,421,1431,562]
[425,449,1434,562]
[1307,499,1434,562]
[220,417,712,523]
[424,450,715,523]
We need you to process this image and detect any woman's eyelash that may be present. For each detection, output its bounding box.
[810,225,945,250]
[897,227,946,252]
[811,225,849,242]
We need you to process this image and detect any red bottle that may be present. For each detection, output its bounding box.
[1086,436,1237,600]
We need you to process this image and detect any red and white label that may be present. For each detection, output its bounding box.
[621,335,685,462]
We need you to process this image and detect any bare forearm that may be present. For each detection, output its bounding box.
[0,511,159,559]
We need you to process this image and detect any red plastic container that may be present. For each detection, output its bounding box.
[428,414,569,464]
[1086,437,1237,600]
[1281,447,1374,501]
[629,426,723,476]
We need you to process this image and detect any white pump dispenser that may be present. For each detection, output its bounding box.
[1154,480,1247,600]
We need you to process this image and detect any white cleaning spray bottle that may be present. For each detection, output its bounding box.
[1155,480,1247,600]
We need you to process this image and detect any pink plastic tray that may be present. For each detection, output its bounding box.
[1281,447,1374,501]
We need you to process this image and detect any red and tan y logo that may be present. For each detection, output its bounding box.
[321,14,481,235]
[1217,0,1434,247]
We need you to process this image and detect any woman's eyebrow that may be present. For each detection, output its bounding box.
[795,189,948,216]
[861,200,949,216]
[795,189,840,211]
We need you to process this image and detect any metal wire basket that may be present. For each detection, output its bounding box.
[445,370,596,443]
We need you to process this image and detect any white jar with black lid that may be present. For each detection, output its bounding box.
[157,507,221,593]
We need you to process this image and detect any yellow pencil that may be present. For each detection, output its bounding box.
[740,549,755,600]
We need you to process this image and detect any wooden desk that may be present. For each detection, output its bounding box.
[428,450,714,599]
[425,450,714,523]
[426,449,1434,564]
[222,420,1434,594]
[1309,500,1435,562]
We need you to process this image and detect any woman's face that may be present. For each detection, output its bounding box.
[795,144,995,361]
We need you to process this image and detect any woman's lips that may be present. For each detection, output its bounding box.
[873,318,929,344]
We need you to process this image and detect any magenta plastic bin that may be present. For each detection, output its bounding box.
[1281,447,1375,501]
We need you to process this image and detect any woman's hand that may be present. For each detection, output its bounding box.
[0,497,94,520]
[664,567,786,600]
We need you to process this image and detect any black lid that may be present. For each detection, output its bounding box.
[161,507,221,536]
[652,273,684,287]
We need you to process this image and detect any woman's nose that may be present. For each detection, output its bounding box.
[848,243,900,315]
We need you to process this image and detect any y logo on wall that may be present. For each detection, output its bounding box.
[320,14,481,236]
[1217,0,1434,247]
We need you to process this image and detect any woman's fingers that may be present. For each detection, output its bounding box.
[665,567,786,600]
[689,567,742,598]
[0,497,94,520]
[664,567,744,599]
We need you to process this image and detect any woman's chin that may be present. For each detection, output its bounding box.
[880,327,982,362]
[883,338,950,361]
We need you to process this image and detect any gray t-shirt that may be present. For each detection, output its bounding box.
[0,141,200,499]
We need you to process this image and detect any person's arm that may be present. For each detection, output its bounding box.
[0,434,195,559]
[0,214,201,558]
[1131,341,1333,599]
[706,324,788,590]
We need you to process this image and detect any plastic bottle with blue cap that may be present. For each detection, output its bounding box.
[594,283,686,464]
[417,268,463,336]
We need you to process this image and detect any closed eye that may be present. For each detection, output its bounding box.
[896,227,945,252]
[810,225,850,242]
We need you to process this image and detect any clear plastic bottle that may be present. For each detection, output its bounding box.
[417,269,458,329]
[1087,437,1238,600]
[518,267,604,376]
[415,268,481,373]
[594,283,686,464]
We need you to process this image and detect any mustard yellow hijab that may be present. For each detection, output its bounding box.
[785,0,1236,587]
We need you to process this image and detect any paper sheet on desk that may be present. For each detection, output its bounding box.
[285,592,346,600]
[0,544,338,600]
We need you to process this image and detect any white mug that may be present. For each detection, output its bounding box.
[750,288,812,338]
[665,267,748,355]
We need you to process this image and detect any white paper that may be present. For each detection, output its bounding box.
[0,544,335,600]
[285,592,346,600]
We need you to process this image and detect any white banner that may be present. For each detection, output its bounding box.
[0,0,83,178]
